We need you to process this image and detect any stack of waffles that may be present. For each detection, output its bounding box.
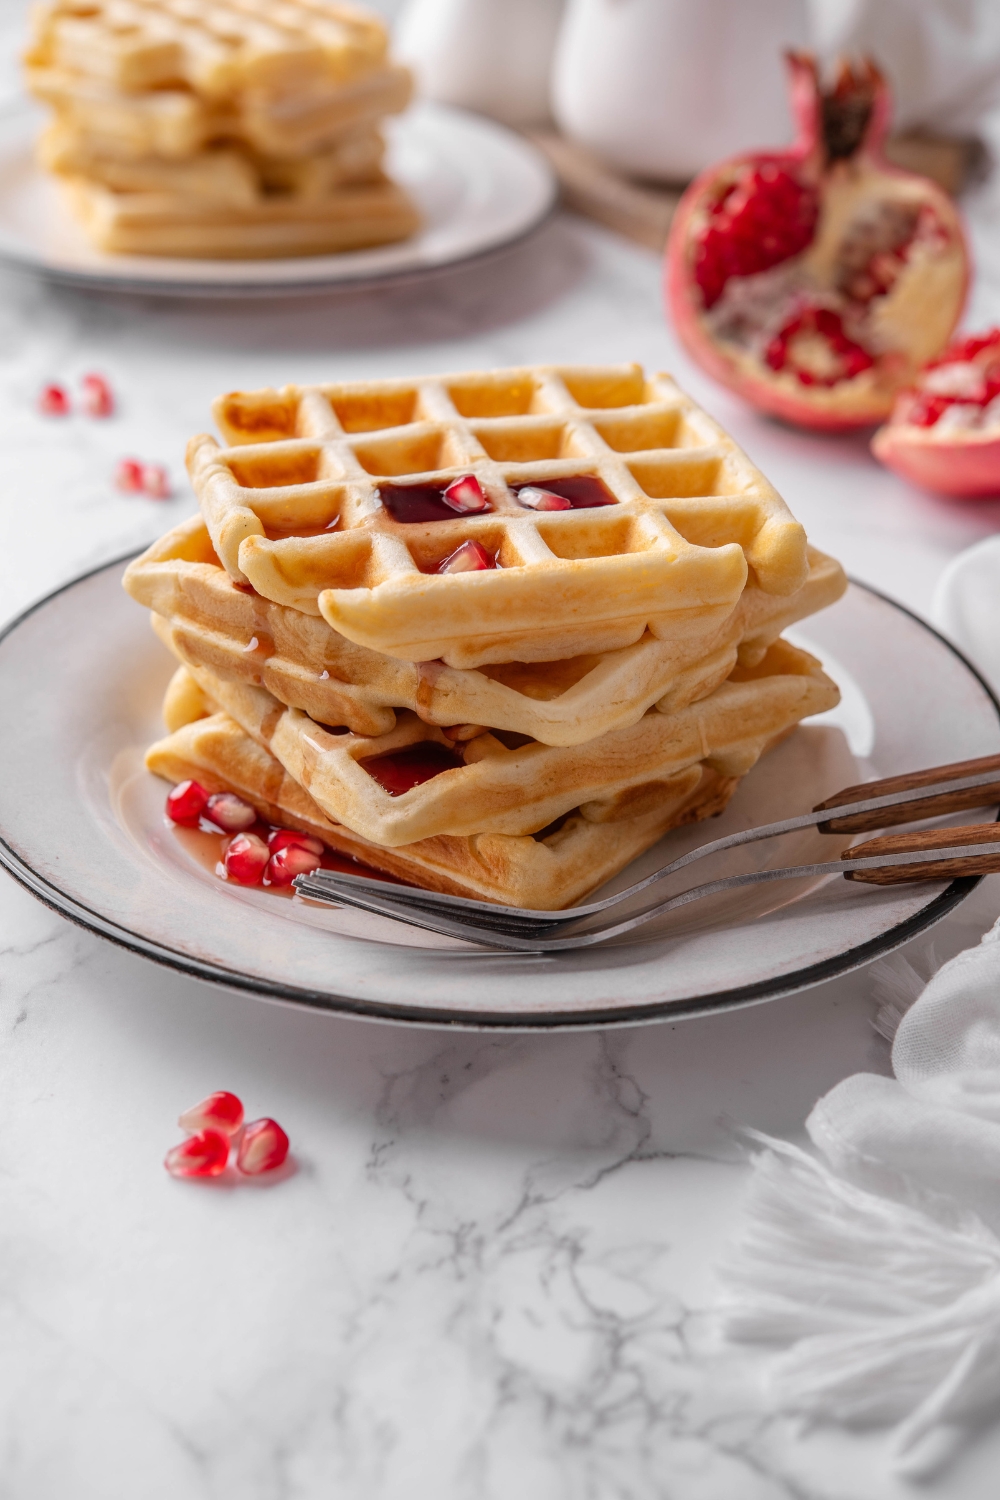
[125,362,847,909]
[24,0,420,258]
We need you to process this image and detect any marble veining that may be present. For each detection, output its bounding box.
[3,5,1000,1488]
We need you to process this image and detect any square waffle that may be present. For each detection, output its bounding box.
[27,1,389,99]
[190,364,810,668]
[124,516,846,747]
[62,172,419,257]
[147,706,742,909]
[158,631,838,845]
[25,59,412,160]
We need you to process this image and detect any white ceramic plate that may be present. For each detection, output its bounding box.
[0,558,997,1029]
[0,100,556,297]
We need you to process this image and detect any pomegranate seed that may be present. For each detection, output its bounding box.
[442,474,489,513]
[166,779,210,826]
[266,843,323,887]
[205,791,257,832]
[222,832,269,884]
[516,484,572,511]
[267,828,324,856]
[142,463,172,499]
[694,164,818,309]
[80,372,114,417]
[236,1118,290,1175]
[178,1090,244,1136]
[115,457,145,493]
[39,383,70,416]
[437,540,494,574]
[164,1128,230,1179]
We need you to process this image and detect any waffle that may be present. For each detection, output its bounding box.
[124,516,846,746]
[158,630,838,844]
[64,174,419,257]
[190,365,810,668]
[147,707,742,909]
[27,1,389,99]
[39,119,385,201]
[26,60,412,160]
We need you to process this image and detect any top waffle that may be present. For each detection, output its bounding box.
[27,1,387,98]
[191,363,809,668]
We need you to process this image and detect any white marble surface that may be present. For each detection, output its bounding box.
[5,14,1000,1494]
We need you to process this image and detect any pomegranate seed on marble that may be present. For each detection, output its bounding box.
[236,1118,290,1175]
[266,843,323,887]
[442,474,489,513]
[164,1128,230,1179]
[223,832,270,884]
[39,383,70,416]
[178,1090,244,1136]
[516,484,572,511]
[142,463,172,499]
[205,791,257,832]
[80,372,114,417]
[115,457,145,493]
[267,828,324,857]
[166,779,210,825]
[438,540,493,574]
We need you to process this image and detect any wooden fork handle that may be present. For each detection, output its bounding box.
[843,822,1000,884]
[816,753,1000,833]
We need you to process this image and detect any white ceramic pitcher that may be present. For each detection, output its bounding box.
[395,0,566,127]
[551,0,810,181]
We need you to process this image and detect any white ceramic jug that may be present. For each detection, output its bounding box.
[395,0,566,127]
[551,0,811,181]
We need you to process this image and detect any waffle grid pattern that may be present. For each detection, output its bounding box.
[192,364,809,666]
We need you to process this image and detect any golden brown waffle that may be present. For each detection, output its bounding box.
[190,364,809,668]
[39,119,385,201]
[26,60,411,160]
[147,707,741,909]
[27,1,388,98]
[125,516,846,746]
[64,173,419,257]
[160,631,838,844]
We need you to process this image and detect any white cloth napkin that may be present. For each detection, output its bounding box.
[719,918,1000,1473]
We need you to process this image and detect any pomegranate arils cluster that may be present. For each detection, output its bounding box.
[38,372,114,418]
[165,1091,290,1180]
[164,782,327,888]
[695,164,818,311]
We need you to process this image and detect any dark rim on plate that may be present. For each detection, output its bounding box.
[0,552,996,1030]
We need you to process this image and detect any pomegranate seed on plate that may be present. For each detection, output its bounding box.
[205,791,256,832]
[516,484,572,511]
[39,383,70,416]
[266,843,323,886]
[80,372,114,417]
[115,457,145,493]
[267,828,324,856]
[164,1128,230,1178]
[223,832,269,884]
[178,1090,245,1136]
[166,779,210,825]
[142,463,172,499]
[236,1118,290,1175]
[438,540,493,574]
[442,474,489,513]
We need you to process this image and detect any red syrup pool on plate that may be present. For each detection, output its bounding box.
[359,742,465,796]
[513,476,617,509]
[379,475,491,522]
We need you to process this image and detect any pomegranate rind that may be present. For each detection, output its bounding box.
[665,54,968,432]
[871,422,1000,498]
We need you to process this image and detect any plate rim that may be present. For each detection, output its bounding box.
[0,100,558,299]
[0,551,995,1032]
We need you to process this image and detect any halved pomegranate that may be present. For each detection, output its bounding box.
[666,54,968,431]
[872,328,1000,497]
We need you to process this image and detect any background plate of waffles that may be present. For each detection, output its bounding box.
[0,98,556,295]
[0,559,996,1030]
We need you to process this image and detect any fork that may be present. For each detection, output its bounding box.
[294,753,1000,950]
